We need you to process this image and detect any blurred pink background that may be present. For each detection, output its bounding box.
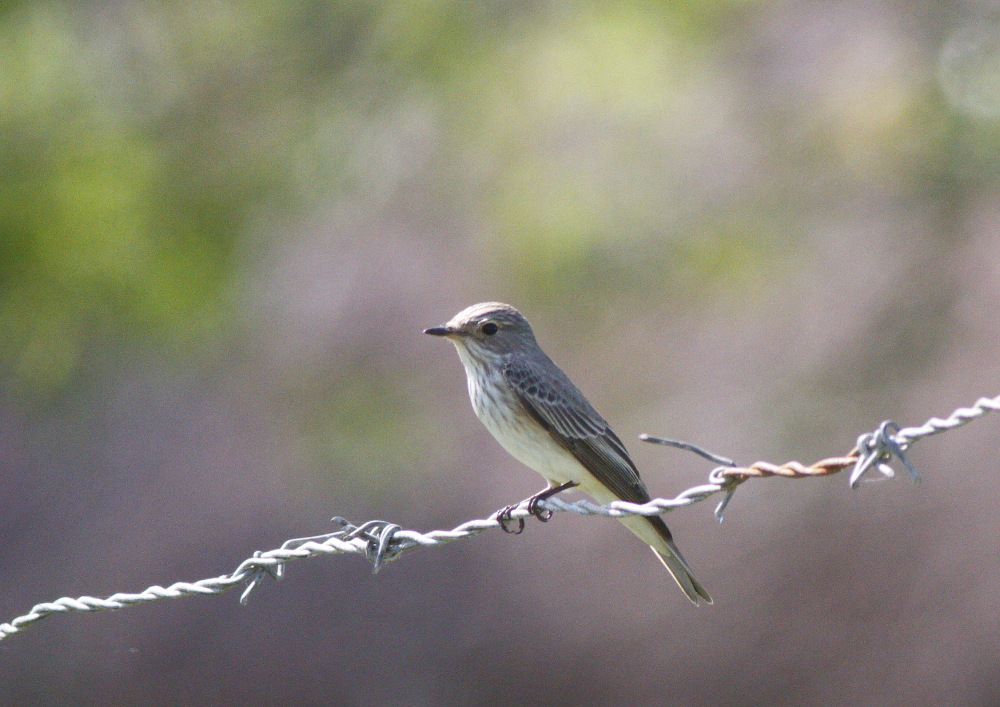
[1,2,999,704]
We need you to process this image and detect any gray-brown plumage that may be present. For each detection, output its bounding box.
[426,302,711,605]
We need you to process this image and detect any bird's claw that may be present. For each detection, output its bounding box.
[527,496,554,522]
[496,505,525,534]
[496,481,577,533]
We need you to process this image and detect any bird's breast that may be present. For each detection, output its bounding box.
[465,369,584,485]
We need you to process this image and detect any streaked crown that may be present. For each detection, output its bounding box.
[424,302,539,357]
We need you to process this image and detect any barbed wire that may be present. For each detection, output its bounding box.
[1,393,997,642]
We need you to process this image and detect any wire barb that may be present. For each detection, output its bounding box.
[849,421,919,489]
[333,518,404,573]
[1,393,997,642]
[638,434,736,466]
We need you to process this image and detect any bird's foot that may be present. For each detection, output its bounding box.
[527,495,555,522]
[496,481,579,533]
[496,504,525,534]
[526,482,579,522]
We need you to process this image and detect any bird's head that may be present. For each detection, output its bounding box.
[424,302,537,359]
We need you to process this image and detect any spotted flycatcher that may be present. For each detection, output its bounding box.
[425,302,711,605]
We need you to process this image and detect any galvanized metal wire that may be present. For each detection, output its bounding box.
[1,393,997,641]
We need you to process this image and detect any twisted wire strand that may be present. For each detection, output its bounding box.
[1,393,996,642]
[894,395,1000,446]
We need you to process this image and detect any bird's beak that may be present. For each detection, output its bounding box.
[423,326,453,337]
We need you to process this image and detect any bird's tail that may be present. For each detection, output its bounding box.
[619,514,712,605]
[650,542,712,606]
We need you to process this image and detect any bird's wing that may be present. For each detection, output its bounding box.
[503,357,651,505]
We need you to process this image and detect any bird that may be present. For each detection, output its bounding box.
[425,302,711,605]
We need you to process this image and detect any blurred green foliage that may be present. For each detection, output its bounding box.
[0,3,263,393]
[0,1,718,395]
[1,0,995,400]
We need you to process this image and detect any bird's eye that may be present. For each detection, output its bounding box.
[481,322,499,336]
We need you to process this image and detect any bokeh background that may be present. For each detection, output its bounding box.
[2,1,999,704]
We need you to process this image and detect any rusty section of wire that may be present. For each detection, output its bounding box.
[1,394,996,642]
[712,453,861,480]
